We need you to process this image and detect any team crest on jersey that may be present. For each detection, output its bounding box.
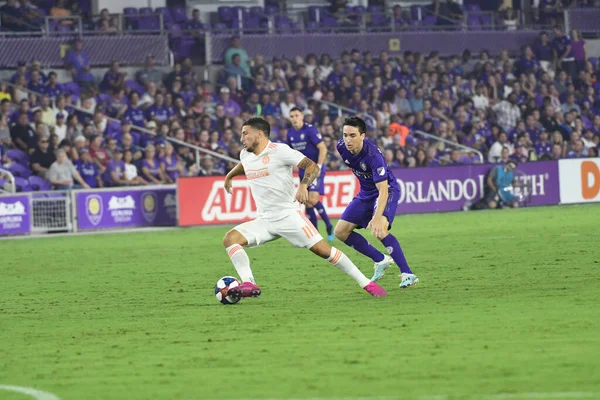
[344,159,350,164]
[360,162,367,171]
[262,155,270,164]
[300,134,305,140]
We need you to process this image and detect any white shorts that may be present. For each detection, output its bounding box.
[234,210,323,249]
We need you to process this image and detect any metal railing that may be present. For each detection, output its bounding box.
[0,81,238,167]
[0,168,16,194]
[412,130,484,164]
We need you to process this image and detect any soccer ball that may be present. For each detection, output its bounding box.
[214,276,241,305]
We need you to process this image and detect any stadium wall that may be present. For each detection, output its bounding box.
[2,159,598,237]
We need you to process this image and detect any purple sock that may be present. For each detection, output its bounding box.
[314,201,332,229]
[381,234,412,274]
[305,207,318,229]
[344,231,385,263]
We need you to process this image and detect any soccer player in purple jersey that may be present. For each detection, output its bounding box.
[334,116,419,288]
[287,107,335,241]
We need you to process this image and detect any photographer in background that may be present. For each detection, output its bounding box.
[465,160,520,211]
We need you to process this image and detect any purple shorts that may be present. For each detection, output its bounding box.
[340,188,399,229]
[299,166,326,195]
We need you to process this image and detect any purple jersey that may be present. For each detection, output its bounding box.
[160,155,179,181]
[75,160,99,188]
[337,138,400,199]
[287,122,322,163]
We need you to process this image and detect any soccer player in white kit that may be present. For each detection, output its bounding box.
[222,117,387,298]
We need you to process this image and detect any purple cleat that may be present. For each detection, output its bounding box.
[363,282,387,297]
[228,282,261,298]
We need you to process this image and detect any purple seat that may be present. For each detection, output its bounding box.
[322,16,337,29]
[305,21,319,32]
[155,7,172,22]
[212,22,227,31]
[97,93,112,104]
[28,175,52,191]
[232,6,248,20]
[139,17,161,31]
[9,163,32,179]
[7,149,29,165]
[423,15,438,25]
[589,57,598,67]
[480,14,492,27]
[244,16,261,30]
[467,15,481,27]
[14,177,32,192]
[62,82,81,98]
[171,7,187,23]
[411,6,423,20]
[367,5,383,13]
[353,6,366,14]
[218,6,233,23]
[309,6,321,21]
[139,7,152,14]
[123,7,137,14]
[264,5,278,15]
[124,79,144,96]
[249,6,263,17]
[168,23,183,38]
[466,4,481,11]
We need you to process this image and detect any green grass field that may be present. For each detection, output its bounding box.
[1,205,599,400]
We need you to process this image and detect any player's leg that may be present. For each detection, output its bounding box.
[311,169,334,241]
[309,240,386,297]
[279,211,386,296]
[222,219,276,298]
[299,170,319,229]
[375,194,419,288]
[334,199,394,279]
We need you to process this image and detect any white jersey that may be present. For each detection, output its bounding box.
[240,141,305,221]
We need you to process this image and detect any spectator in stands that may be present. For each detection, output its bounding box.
[97,8,117,33]
[103,148,128,186]
[160,142,182,183]
[141,145,165,184]
[121,92,146,128]
[570,29,587,73]
[0,0,26,31]
[50,0,73,26]
[29,135,55,177]
[493,93,521,131]
[121,150,145,185]
[88,134,109,170]
[64,39,95,91]
[566,139,586,158]
[119,133,142,160]
[136,55,163,88]
[217,87,241,118]
[37,95,56,127]
[502,8,518,31]
[552,26,576,80]
[101,61,126,93]
[47,148,89,189]
[225,54,251,80]
[75,148,102,188]
[538,0,562,24]
[224,36,250,77]
[10,112,36,154]
[54,113,67,142]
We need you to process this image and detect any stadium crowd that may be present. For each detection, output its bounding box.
[1,24,600,191]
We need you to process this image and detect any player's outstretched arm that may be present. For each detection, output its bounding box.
[224,162,245,194]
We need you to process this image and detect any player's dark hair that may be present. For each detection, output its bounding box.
[243,117,270,137]
[343,116,367,135]
[289,106,303,115]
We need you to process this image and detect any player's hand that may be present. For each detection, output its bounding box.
[367,216,387,240]
[224,178,233,194]
[295,185,309,205]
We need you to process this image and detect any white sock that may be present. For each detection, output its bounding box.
[327,247,371,288]
[226,244,255,283]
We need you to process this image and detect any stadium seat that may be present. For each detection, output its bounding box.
[155,7,172,22]
[123,7,138,16]
[232,6,248,21]
[410,6,423,20]
[466,4,481,11]
[308,6,320,21]
[367,5,383,14]
[249,6,263,17]
[139,7,153,14]
[14,176,32,192]
[467,15,482,28]
[8,163,32,179]
[28,175,51,191]
[423,15,438,26]
[7,149,29,166]
[218,6,233,23]
[589,57,598,67]
[170,7,188,24]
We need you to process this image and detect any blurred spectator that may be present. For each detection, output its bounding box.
[488,131,513,162]
[141,145,166,184]
[136,55,163,87]
[30,135,55,177]
[534,32,553,64]
[64,39,95,91]
[50,0,73,26]
[75,148,102,188]
[552,25,576,80]
[0,0,26,31]
[160,142,182,183]
[217,87,241,117]
[54,113,67,142]
[47,149,90,189]
[502,8,518,31]
[88,134,109,170]
[101,61,126,93]
[570,29,587,73]
[123,150,147,185]
[104,148,128,186]
[10,112,36,153]
[493,93,521,131]
[224,36,250,77]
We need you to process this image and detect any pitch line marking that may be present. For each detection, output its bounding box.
[0,385,61,400]
[222,393,600,400]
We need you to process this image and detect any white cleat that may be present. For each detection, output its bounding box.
[399,273,419,289]
[371,255,395,282]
